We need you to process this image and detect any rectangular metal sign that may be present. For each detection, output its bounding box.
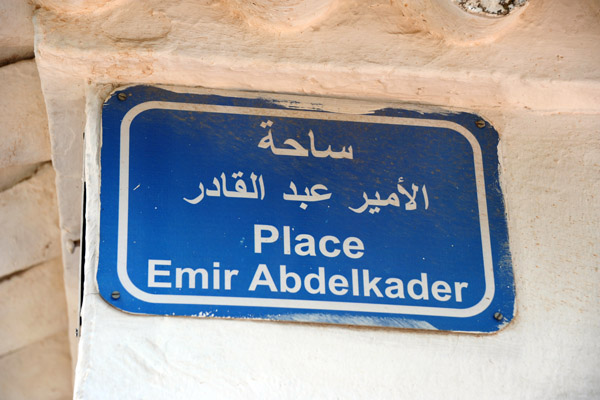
[98,85,515,332]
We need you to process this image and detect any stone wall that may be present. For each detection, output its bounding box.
[0,1,72,398]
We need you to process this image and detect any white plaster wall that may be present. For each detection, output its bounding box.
[76,105,600,400]
[30,0,600,398]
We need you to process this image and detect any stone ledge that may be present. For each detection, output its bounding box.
[0,257,68,356]
[0,59,51,169]
[34,1,600,113]
[0,163,61,277]
[0,332,72,400]
[0,0,34,66]
[0,162,40,192]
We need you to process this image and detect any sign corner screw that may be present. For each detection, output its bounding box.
[111,290,120,300]
[494,312,503,321]
[475,120,486,128]
[117,92,127,101]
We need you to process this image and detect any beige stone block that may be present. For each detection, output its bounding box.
[0,332,72,400]
[0,163,61,277]
[0,0,35,65]
[0,257,68,356]
[34,69,86,373]
[0,162,39,192]
[0,60,51,169]
[55,173,82,234]
[60,231,82,368]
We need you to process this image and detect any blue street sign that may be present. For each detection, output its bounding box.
[98,85,515,332]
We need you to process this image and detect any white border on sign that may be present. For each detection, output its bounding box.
[114,100,495,318]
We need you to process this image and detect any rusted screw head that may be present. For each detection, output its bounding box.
[475,120,486,128]
[117,92,127,101]
[111,291,121,300]
[494,312,503,321]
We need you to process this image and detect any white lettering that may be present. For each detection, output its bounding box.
[224,269,238,290]
[352,269,359,296]
[384,278,405,299]
[305,267,326,294]
[431,280,451,301]
[329,274,349,295]
[148,259,172,288]
[407,273,429,300]
[245,265,466,303]
[319,235,341,258]
[175,267,208,289]
[149,259,238,290]
[283,226,291,255]
[249,264,278,292]
[343,237,364,259]
[254,224,279,253]
[363,269,383,297]
[295,234,316,256]
[280,265,301,293]
[253,224,365,259]
[454,282,468,302]
[213,262,220,290]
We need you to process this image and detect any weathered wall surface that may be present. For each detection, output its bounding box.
[28,0,600,398]
[0,5,72,398]
[0,0,35,65]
